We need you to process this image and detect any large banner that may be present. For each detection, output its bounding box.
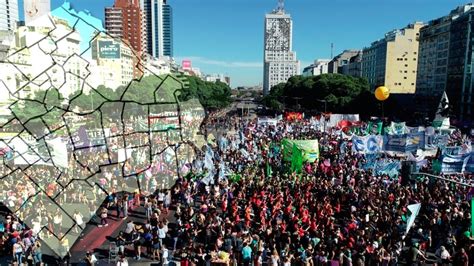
[257,118,278,127]
[425,134,449,150]
[440,153,470,174]
[352,135,383,154]
[46,138,68,168]
[386,122,408,135]
[384,132,425,152]
[362,157,400,178]
[327,114,360,128]
[282,139,319,163]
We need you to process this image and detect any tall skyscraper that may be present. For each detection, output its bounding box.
[263,0,300,95]
[142,0,173,58]
[0,0,19,31]
[105,0,146,56]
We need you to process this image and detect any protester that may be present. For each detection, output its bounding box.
[0,115,473,266]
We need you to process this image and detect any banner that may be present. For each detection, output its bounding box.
[328,114,360,128]
[73,126,90,149]
[282,139,319,163]
[407,152,428,171]
[386,122,408,135]
[257,118,278,127]
[373,161,400,178]
[291,144,303,174]
[352,135,383,154]
[10,137,52,166]
[440,153,471,174]
[46,138,68,168]
[425,134,449,150]
[218,136,228,152]
[118,148,134,163]
[408,132,425,151]
[384,132,425,152]
[362,155,400,178]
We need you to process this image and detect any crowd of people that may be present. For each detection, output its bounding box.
[1,115,474,266]
[88,116,473,266]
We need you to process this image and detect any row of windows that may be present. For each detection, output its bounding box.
[394,82,415,86]
[396,57,416,61]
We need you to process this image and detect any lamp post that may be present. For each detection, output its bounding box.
[292,97,302,110]
[316,99,327,113]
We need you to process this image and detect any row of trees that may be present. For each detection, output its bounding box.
[11,74,233,125]
[263,74,383,116]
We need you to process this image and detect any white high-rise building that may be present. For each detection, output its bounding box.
[263,0,300,95]
[0,0,19,31]
[141,0,173,58]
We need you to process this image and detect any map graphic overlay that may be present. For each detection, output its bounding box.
[0,3,205,257]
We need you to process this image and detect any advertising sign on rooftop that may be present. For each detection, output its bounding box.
[182,60,192,70]
[98,40,121,59]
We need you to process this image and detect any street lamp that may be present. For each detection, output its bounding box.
[316,99,327,113]
[292,97,302,110]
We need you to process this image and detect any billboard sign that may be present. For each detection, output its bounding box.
[182,60,192,70]
[98,41,121,59]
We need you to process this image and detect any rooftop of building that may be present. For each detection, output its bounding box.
[364,22,424,48]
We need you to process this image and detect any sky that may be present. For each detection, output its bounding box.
[19,0,471,88]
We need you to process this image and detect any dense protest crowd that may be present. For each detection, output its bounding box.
[0,115,473,265]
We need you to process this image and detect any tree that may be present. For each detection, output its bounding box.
[179,76,232,110]
[263,74,378,115]
[10,74,233,128]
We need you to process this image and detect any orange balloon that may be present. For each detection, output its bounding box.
[375,86,390,101]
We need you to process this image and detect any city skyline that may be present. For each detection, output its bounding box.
[17,0,471,87]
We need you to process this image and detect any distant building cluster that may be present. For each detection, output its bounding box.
[105,0,173,59]
[2,0,474,118]
[0,0,234,116]
[297,3,474,120]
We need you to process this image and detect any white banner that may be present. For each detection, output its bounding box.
[46,138,68,168]
[257,118,278,127]
[118,148,134,162]
[327,114,360,128]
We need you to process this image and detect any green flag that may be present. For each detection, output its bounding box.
[266,160,273,177]
[291,144,303,174]
[471,198,474,235]
[366,122,373,135]
[229,173,241,183]
[377,122,383,135]
[432,160,442,175]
